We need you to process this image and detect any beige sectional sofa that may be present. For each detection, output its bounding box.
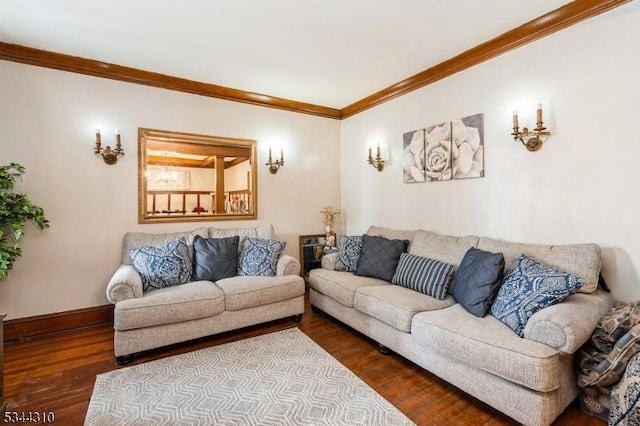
[106,225,304,364]
[309,225,614,426]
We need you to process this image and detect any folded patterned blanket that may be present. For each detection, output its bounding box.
[577,301,640,388]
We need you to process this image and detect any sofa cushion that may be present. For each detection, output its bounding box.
[355,234,409,282]
[129,237,193,292]
[391,253,454,300]
[491,254,583,337]
[354,285,454,332]
[238,237,286,277]
[409,230,478,269]
[477,237,600,293]
[215,275,305,311]
[192,235,239,281]
[334,235,363,272]
[308,268,390,308]
[452,247,505,317]
[114,280,225,330]
[122,227,208,264]
[208,225,274,248]
[365,225,419,246]
[412,304,561,392]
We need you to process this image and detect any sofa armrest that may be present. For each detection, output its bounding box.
[524,289,614,353]
[276,254,300,276]
[106,264,144,304]
[321,252,338,270]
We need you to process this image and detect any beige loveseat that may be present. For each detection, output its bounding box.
[106,225,304,365]
[309,226,614,426]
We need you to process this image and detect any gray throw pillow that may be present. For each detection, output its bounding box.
[334,235,363,272]
[354,234,409,282]
[452,247,505,317]
[192,235,239,281]
[238,237,286,277]
[128,237,192,292]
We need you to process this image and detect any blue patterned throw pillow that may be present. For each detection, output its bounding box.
[334,235,363,272]
[128,237,192,292]
[392,253,454,300]
[609,352,640,425]
[238,237,286,277]
[491,254,583,337]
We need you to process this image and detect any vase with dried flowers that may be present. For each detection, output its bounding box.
[320,205,340,248]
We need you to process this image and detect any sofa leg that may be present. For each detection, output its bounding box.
[292,314,302,322]
[116,355,133,366]
[378,344,392,355]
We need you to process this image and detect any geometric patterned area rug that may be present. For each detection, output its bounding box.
[85,328,415,425]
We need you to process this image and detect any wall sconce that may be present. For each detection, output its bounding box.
[368,143,385,172]
[266,147,284,174]
[511,103,551,152]
[94,128,124,165]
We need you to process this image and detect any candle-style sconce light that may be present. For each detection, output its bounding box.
[266,147,284,174]
[368,143,385,172]
[511,102,551,152]
[94,128,125,165]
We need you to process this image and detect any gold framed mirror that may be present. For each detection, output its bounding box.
[138,128,257,223]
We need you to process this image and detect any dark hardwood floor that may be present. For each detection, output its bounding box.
[4,294,604,425]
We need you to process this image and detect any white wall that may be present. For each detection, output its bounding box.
[340,3,640,302]
[225,161,251,192]
[0,62,341,319]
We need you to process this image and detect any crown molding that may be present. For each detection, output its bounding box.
[340,0,631,118]
[0,41,342,120]
[0,0,630,120]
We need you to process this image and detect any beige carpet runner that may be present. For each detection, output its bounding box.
[85,328,414,425]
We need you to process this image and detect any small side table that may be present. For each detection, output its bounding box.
[299,234,326,279]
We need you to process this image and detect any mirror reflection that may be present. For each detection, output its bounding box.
[138,128,257,223]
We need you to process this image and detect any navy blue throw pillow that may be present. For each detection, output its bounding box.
[354,234,409,282]
[452,247,505,317]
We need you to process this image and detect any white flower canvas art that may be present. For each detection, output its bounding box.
[402,113,484,183]
[452,113,484,179]
[402,128,426,183]
[424,121,453,181]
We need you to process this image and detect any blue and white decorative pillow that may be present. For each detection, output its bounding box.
[238,237,286,277]
[392,253,454,300]
[609,352,640,425]
[491,254,583,337]
[128,237,192,292]
[334,235,363,272]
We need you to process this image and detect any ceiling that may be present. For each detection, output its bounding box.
[1,0,571,109]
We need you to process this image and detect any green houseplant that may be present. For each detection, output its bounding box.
[0,163,49,279]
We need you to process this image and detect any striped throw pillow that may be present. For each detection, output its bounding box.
[392,253,454,300]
